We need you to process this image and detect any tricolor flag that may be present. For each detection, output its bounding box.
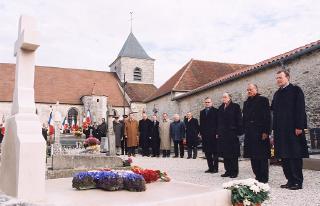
[62,116,69,129]
[48,111,55,135]
[86,110,91,124]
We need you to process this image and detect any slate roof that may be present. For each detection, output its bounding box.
[117,32,153,60]
[145,59,249,102]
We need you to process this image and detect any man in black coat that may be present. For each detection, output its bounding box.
[98,118,107,137]
[200,97,219,173]
[243,84,271,183]
[139,112,153,156]
[271,70,309,190]
[184,112,200,159]
[150,114,160,157]
[218,93,243,178]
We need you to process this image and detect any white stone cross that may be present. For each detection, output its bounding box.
[11,15,40,115]
[0,15,46,202]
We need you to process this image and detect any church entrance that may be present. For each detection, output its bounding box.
[67,107,78,126]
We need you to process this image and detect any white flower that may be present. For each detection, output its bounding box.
[250,185,261,193]
[257,182,270,192]
[243,199,251,206]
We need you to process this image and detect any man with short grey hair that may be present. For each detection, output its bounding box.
[170,114,186,158]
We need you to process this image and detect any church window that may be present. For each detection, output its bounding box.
[133,67,142,81]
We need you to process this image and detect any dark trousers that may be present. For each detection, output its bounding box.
[121,138,127,155]
[282,158,303,186]
[151,138,160,156]
[187,146,198,158]
[127,147,136,156]
[205,152,218,171]
[141,138,151,156]
[224,158,239,176]
[251,159,269,183]
[162,150,170,157]
[174,140,184,157]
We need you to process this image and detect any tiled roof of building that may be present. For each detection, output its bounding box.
[173,39,320,100]
[126,83,157,102]
[117,32,153,60]
[145,59,249,102]
[0,63,129,106]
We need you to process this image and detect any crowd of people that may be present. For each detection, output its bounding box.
[114,70,309,190]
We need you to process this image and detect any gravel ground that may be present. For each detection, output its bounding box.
[129,153,320,206]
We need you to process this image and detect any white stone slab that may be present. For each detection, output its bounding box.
[41,178,231,206]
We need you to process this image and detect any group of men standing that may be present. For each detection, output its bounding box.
[112,69,309,190]
[200,69,308,190]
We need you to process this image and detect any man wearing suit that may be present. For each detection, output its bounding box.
[200,97,219,173]
[243,84,271,183]
[150,114,160,157]
[272,70,309,190]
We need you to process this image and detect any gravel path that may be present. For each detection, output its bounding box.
[129,154,320,206]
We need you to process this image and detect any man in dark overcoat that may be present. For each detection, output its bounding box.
[217,93,243,178]
[243,84,271,183]
[139,112,153,156]
[184,112,200,159]
[150,114,160,157]
[271,70,309,190]
[200,97,219,173]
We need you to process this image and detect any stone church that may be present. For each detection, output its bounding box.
[0,32,157,125]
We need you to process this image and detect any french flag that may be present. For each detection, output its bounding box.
[62,117,69,129]
[86,110,91,124]
[48,111,54,135]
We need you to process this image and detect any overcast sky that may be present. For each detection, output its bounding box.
[0,0,319,87]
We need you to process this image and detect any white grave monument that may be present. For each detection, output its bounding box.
[0,15,46,202]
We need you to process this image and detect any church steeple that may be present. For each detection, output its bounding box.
[117,32,153,60]
[109,31,155,85]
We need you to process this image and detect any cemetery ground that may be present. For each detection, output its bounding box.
[131,153,320,206]
[0,152,320,205]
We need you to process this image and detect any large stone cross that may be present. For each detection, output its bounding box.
[11,15,40,115]
[0,15,46,202]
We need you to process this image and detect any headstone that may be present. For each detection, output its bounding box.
[0,15,46,202]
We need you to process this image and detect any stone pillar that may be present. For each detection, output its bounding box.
[107,113,116,156]
[52,107,62,155]
[0,15,46,202]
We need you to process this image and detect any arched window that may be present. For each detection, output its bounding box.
[133,67,142,81]
[67,107,78,126]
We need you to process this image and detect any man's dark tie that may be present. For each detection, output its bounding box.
[205,108,209,116]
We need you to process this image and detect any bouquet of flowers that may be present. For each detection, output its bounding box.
[123,157,133,167]
[222,178,270,206]
[84,136,100,147]
[121,172,146,192]
[73,130,83,137]
[131,166,171,183]
[96,171,124,191]
[72,172,97,190]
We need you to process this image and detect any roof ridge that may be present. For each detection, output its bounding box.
[192,59,250,66]
[172,59,193,90]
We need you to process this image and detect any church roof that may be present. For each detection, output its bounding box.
[0,63,129,106]
[117,32,153,60]
[145,59,249,102]
[173,39,320,100]
[125,83,157,102]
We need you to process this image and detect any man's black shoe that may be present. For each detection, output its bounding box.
[187,157,192,159]
[212,169,218,173]
[280,183,291,189]
[173,156,178,158]
[288,184,302,190]
[221,173,230,177]
[205,169,214,173]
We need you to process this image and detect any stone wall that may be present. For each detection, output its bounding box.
[175,50,320,128]
[110,57,155,84]
[81,95,108,123]
[146,93,180,119]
